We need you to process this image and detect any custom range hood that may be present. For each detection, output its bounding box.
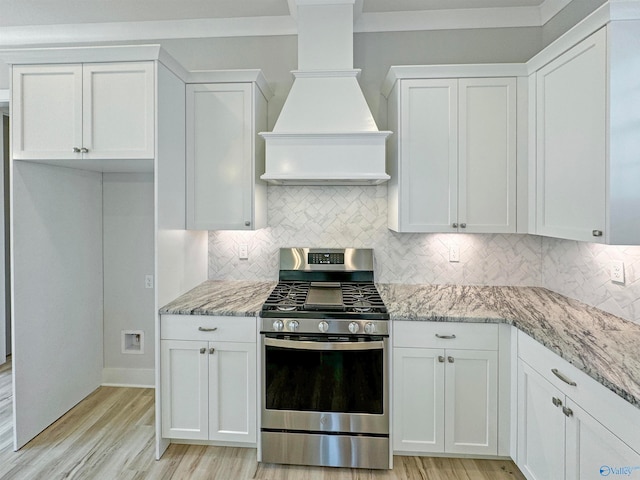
[259,0,391,185]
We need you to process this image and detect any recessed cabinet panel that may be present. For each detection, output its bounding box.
[12,64,83,159]
[402,79,458,232]
[83,63,155,159]
[393,347,445,452]
[186,83,267,231]
[517,360,566,480]
[536,28,607,242]
[459,79,516,232]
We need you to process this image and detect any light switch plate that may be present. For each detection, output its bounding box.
[610,261,625,284]
[449,245,460,263]
[239,244,249,260]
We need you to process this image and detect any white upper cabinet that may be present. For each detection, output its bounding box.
[535,28,607,243]
[385,70,517,233]
[12,62,155,161]
[531,17,640,245]
[186,78,268,231]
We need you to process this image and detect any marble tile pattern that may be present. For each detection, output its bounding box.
[159,280,276,316]
[378,283,640,408]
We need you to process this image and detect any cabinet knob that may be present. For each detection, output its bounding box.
[73,147,81,153]
[460,223,467,228]
[447,356,454,363]
[438,355,445,363]
[80,147,89,153]
[551,396,563,407]
[245,221,251,227]
[199,347,206,354]
[209,348,215,355]
[562,406,573,418]
[592,230,603,237]
[452,223,458,228]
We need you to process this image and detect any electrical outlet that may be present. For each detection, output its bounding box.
[610,261,625,284]
[449,245,460,263]
[238,244,249,260]
[144,275,154,289]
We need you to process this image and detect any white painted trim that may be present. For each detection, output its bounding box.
[0,89,9,104]
[0,0,621,46]
[186,69,273,99]
[0,16,297,47]
[381,64,528,98]
[102,367,155,388]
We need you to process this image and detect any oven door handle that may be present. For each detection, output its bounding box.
[264,337,384,351]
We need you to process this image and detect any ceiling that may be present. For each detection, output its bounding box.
[0,0,571,46]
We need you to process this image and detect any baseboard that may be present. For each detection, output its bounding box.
[101,367,155,388]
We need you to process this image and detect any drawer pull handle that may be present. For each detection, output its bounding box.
[552,396,563,407]
[551,368,577,386]
[198,327,218,332]
[435,334,456,339]
[562,406,573,417]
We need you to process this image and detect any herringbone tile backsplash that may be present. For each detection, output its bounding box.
[209,185,640,324]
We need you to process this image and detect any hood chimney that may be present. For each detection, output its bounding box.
[259,0,391,185]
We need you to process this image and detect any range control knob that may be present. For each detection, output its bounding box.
[348,322,360,334]
[272,320,284,332]
[318,321,329,333]
[288,320,300,332]
[364,322,376,334]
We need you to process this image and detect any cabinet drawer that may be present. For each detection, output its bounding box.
[518,331,640,453]
[161,314,256,342]
[393,321,498,350]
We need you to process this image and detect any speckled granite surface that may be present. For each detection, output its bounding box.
[378,283,640,409]
[160,280,640,408]
[159,280,276,316]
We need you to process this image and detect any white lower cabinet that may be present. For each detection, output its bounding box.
[160,316,257,445]
[393,322,498,456]
[516,332,640,480]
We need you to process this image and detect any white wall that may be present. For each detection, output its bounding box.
[102,172,154,386]
[12,161,103,448]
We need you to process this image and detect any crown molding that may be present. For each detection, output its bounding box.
[0,0,581,47]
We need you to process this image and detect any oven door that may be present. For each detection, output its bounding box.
[261,333,389,435]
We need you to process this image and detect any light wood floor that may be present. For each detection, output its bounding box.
[0,357,525,479]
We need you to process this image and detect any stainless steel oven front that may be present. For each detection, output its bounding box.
[260,325,390,469]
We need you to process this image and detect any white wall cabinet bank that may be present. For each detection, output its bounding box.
[383,67,519,234]
[393,322,499,456]
[12,62,155,162]
[160,315,257,445]
[186,73,271,231]
[516,332,640,480]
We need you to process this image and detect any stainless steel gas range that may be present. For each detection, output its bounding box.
[259,248,390,470]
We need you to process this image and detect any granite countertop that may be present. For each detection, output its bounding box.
[160,280,640,408]
[159,280,276,316]
[378,283,640,409]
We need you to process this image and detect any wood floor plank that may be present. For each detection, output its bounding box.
[0,357,525,480]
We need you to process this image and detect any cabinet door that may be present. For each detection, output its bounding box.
[208,341,257,443]
[83,62,155,159]
[161,340,209,440]
[393,347,445,453]
[186,83,253,230]
[565,399,640,480]
[444,349,498,455]
[536,28,607,242]
[458,78,516,233]
[399,79,458,232]
[12,64,83,160]
[517,360,566,480]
